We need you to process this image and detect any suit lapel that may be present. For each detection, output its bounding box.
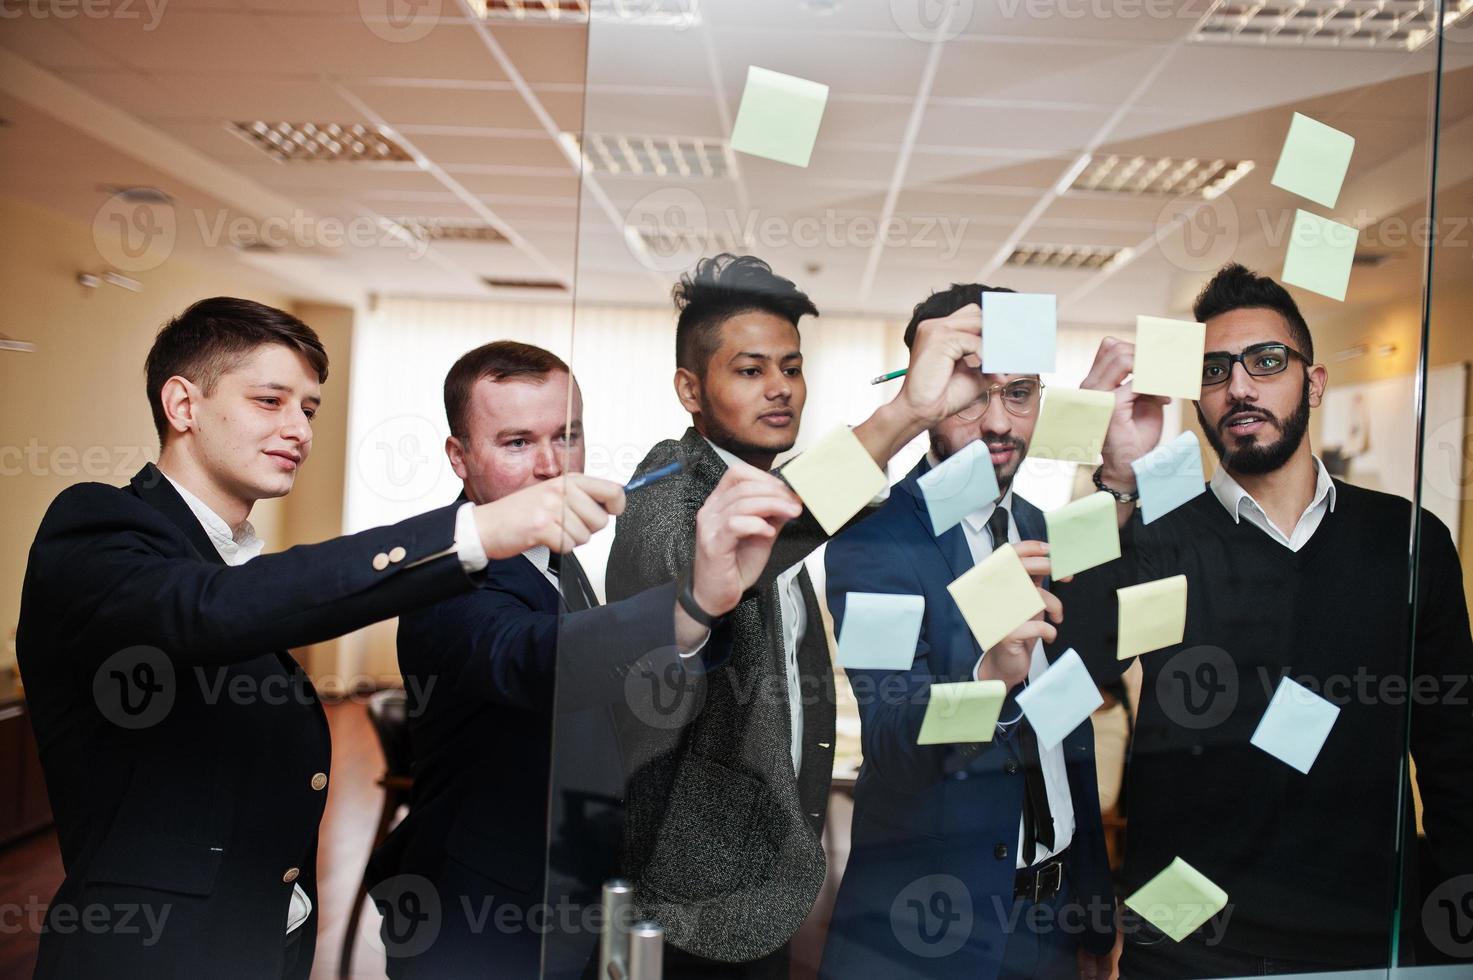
[560,553,598,612]
[130,463,225,567]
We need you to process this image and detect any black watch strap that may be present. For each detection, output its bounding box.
[676,567,723,628]
[1092,465,1141,503]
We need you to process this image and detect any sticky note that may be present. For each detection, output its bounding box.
[947,543,1045,651]
[1133,316,1206,401]
[1271,112,1355,209]
[918,439,1000,536]
[1250,676,1341,774]
[1016,649,1103,751]
[1282,209,1358,302]
[1132,431,1207,524]
[1117,574,1187,660]
[779,425,887,535]
[982,292,1057,375]
[917,680,1007,744]
[837,593,926,671]
[1044,492,1121,579]
[1124,858,1229,943]
[1027,387,1116,464]
[729,66,830,168]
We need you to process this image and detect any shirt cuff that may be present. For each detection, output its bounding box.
[453,501,489,573]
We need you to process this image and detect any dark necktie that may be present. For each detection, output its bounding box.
[548,551,595,612]
[986,505,1054,865]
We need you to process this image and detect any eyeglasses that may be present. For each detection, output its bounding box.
[1201,342,1309,387]
[956,379,1045,422]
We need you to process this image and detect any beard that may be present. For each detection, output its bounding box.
[930,431,1027,493]
[698,393,797,467]
[1197,375,1311,476]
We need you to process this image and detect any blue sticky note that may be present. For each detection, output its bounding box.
[1016,649,1103,751]
[1132,431,1207,524]
[917,439,1001,536]
[1250,676,1341,774]
[982,292,1057,374]
[836,593,926,671]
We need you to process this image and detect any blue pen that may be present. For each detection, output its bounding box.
[623,460,683,493]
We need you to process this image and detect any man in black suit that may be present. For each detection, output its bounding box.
[369,341,804,979]
[16,298,629,980]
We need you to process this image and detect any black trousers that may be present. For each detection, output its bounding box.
[1120,934,1376,979]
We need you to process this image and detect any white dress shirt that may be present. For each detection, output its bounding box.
[959,486,1076,869]
[1209,454,1337,552]
[521,544,560,589]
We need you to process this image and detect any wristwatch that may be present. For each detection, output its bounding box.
[1092,465,1140,503]
[676,567,724,628]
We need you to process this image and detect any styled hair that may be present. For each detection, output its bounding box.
[443,340,570,439]
[1192,263,1314,362]
[903,282,1015,349]
[673,253,819,376]
[145,297,328,444]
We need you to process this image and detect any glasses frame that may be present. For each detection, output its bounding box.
[1201,342,1310,388]
[956,379,1046,421]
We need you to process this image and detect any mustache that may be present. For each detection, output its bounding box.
[1218,402,1280,430]
[982,435,1026,451]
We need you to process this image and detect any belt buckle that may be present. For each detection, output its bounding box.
[1039,859,1062,902]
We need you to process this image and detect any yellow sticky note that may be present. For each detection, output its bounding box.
[1124,857,1229,943]
[729,66,830,168]
[1028,387,1116,464]
[1044,492,1121,579]
[1117,574,1187,660]
[947,543,1045,651]
[1282,209,1358,302]
[917,680,1007,744]
[1271,112,1354,210]
[1133,316,1206,401]
[779,425,886,535]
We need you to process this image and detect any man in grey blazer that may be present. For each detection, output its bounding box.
[605,254,992,977]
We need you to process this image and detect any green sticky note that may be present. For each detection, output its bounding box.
[1282,209,1358,302]
[729,66,830,168]
[1028,386,1116,464]
[947,542,1045,651]
[1124,857,1229,943]
[1117,574,1187,660]
[917,680,1007,745]
[1133,315,1205,401]
[1271,112,1355,209]
[779,425,887,535]
[1044,492,1121,579]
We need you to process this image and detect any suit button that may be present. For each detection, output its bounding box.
[388,546,407,564]
[994,843,1009,861]
[311,772,328,791]
[282,867,301,884]
[1004,760,1019,775]
[372,552,390,571]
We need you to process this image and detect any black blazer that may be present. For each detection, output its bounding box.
[16,464,479,980]
[370,546,689,979]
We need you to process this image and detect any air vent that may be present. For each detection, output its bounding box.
[1006,244,1129,271]
[99,184,174,204]
[390,218,509,244]
[1071,156,1254,200]
[636,227,740,258]
[1352,252,1392,267]
[567,133,732,178]
[470,0,701,27]
[482,277,568,291]
[231,122,415,163]
[1189,0,1468,51]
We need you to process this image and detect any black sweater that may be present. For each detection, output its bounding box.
[1063,480,1473,963]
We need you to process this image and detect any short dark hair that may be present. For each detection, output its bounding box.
[145,297,328,444]
[443,340,570,440]
[904,282,1015,348]
[673,254,818,376]
[1192,263,1314,362]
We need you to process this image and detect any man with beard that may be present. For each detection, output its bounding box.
[1076,263,1473,975]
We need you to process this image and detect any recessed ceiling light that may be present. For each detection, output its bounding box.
[230,122,415,163]
[1070,156,1254,199]
[1190,0,1469,51]
[1006,244,1129,271]
[389,218,509,243]
[469,0,702,27]
[482,277,568,290]
[568,132,733,178]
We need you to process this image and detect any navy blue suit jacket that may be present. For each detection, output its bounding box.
[820,459,1115,980]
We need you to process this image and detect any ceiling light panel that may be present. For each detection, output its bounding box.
[390,218,509,243]
[571,133,733,179]
[470,0,702,27]
[1071,155,1255,199]
[231,122,415,163]
[1006,244,1130,271]
[1190,0,1469,51]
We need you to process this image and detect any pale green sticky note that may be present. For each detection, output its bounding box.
[1027,386,1116,464]
[729,66,830,168]
[1044,492,1121,579]
[946,542,1045,651]
[779,425,886,535]
[1124,857,1229,943]
[917,680,1007,744]
[1133,315,1206,401]
[1117,574,1187,660]
[1271,112,1355,209]
[1282,209,1358,302]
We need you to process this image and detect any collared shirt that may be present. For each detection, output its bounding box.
[958,486,1076,870]
[522,544,559,589]
[1209,454,1337,552]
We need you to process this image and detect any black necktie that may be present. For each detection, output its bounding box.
[548,551,595,613]
[987,505,1054,865]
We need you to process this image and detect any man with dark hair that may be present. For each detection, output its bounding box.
[17,299,629,980]
[1072,264,1473,974]
[368,340,804,978]
[817,282,1118,980]
[606,255,994,976]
